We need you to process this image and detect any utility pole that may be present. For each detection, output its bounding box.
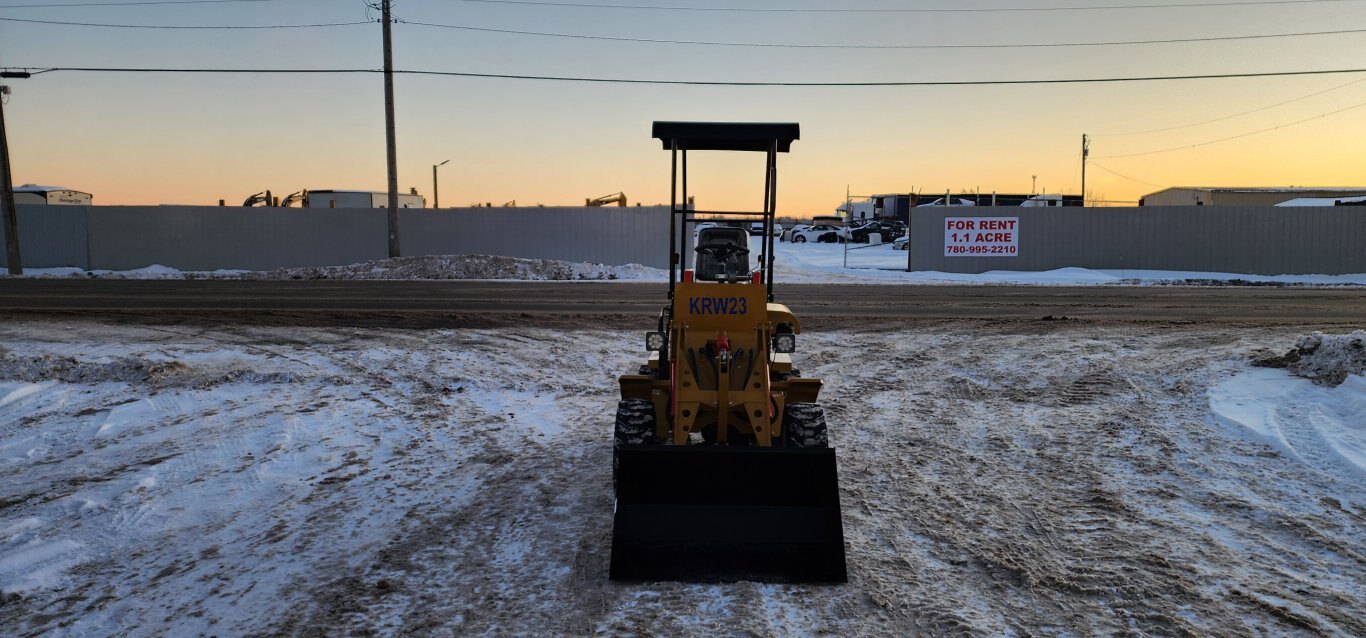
[1081,134,1090,208]
[1031,174,1037,195]
[381,0,400,258]
[0,74,24,275]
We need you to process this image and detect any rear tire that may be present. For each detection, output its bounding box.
[783,402,829,448]
[614,399,656,484]
[794,235,807,243]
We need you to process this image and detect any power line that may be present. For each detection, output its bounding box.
[0,0,270,7]
[1098,97,1366,158]
[16,11,1359,46]
[0,16,370,29]
[401,19,1366,50]
[1096,75,1366,135]
[1087,161,1166,187]
[9,66,1366,87]
[17,67,372,75]
[445,0,1366,12]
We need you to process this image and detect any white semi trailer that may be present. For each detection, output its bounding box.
[14,185,93,206]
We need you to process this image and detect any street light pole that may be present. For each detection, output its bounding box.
[1081,133,1089,208]
[433,159,449,209]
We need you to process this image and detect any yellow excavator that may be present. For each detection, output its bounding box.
[587,192,628,207]
[279,190,307,207]
[610,122,847,583]
[242,190,273,207]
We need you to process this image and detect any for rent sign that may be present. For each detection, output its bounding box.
[944,217,1019,257]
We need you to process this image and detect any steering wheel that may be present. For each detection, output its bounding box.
[696,243,751,261]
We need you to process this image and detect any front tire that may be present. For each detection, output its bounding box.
[794,235,807,243]
[613,399,656,484]
[783,402,829,448]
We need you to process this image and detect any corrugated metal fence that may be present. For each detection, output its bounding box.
[1,205,676,271]
[910,206,1366,275]
[7,204,1360,275]
[0,205,89,269]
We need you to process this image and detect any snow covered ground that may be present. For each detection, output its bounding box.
[2,320,1363,636]
[10,239,1366,286]
[1210,331,1366,479]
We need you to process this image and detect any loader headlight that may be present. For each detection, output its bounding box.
[646,331,666,352]
[773,333,796,354]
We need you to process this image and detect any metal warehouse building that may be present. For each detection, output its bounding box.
[1140,187,1366,207]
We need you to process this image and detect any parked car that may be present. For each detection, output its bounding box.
[747,221,779,236]
[788,224,849,243]
[915,197,977,207]
[780,223,809,242]
[892,235,909,250]
[848,220,906,243]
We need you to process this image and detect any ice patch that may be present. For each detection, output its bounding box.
[96,398,157,437]
[0,382,49,409]
[0,518,44,542]
[0,539,86,594]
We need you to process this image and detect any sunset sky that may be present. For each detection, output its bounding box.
[3,0,1366,214]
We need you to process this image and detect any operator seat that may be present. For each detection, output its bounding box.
[695,226,752,282]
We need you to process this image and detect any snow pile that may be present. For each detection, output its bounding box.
[219,255,664,281]
[12,256,665,282]
[8,265,193,280]
[1254,330,1366,387]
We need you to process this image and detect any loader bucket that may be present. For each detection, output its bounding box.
[610,446,848,583]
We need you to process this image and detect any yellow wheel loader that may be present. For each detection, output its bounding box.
[610,122,848,583]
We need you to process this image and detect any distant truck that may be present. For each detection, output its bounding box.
[14,184,92,206]
[302,190,425,209]
[836,199,876,221]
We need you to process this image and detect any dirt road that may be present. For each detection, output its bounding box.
[3,279,1366,326]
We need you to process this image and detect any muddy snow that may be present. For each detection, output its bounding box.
[1,320,1363,636]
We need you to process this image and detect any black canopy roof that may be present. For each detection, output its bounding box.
[652,121,800,153]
